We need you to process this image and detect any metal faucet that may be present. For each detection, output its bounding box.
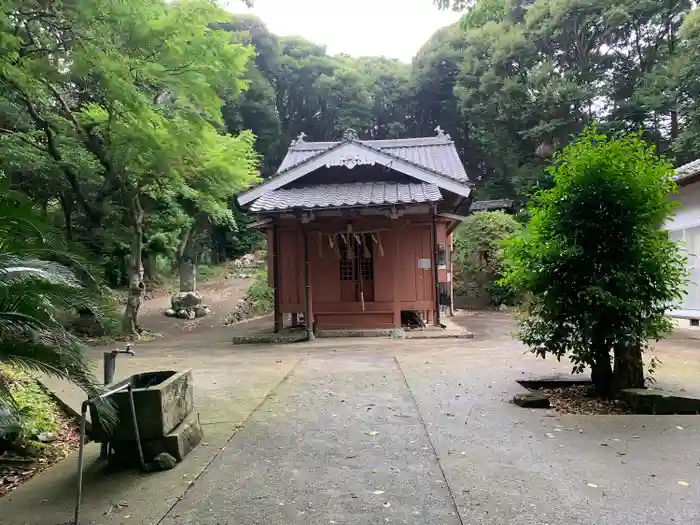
[100,343,135,459]
[111,342,135,357]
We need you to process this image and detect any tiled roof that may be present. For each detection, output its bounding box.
[277,136,468,182]
[675,159,700,184]
[470,199,514,211]
[249,182,442,212]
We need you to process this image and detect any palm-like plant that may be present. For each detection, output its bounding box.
[0,179,110,437]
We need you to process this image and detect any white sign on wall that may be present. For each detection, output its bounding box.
[417,258,432,269]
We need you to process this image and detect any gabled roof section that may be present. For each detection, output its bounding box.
[675,159,700,186]
[238,129,472,207]
[277,135,468,181]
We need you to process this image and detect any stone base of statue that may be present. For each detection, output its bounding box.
[165,291,210,319]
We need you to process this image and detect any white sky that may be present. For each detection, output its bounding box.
[231,0,462,62]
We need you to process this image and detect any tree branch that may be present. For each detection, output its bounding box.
[0,128,46,152]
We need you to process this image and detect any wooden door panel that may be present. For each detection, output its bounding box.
[360,280,374,302]
[341,281,356,302]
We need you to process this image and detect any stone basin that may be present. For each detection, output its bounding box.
[89,369,194,442]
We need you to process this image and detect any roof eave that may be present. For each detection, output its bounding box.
[675,172,700,187]
[250,200,441,215]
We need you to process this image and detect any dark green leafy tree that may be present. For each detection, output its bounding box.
[0,0,259,333]
[501,126,686,395]
[672,8,700,161]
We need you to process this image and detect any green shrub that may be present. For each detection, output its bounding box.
[453,210,519,305]
[196,264,220,281]
[246,268,273,313]
[0,366,60,441]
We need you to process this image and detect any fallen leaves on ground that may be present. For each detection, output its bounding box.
[538,385,632,415]
[0,414,79,497]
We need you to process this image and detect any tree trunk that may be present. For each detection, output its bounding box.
[142,251,160,283]
[613,345,645,391]
[59,193,73,241]
[670,110,679,142]
[590,343,614,397]
[669,19,679,141]
[123,192,145,335]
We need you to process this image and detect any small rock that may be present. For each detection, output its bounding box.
[512,392,550,409]
[37,431,57,443]
[194,306,211,318]
[499,303,509,311]
[154,453,177,470]
[164,308,177,318]
[389,328,406,339]
[176,309,189,319]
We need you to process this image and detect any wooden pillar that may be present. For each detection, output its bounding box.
[272,222,282,332]
[392,222,402,328]
[303,227,315,341]
[448,234,455,317]
[291,313,299,328]
[432,209,441,327]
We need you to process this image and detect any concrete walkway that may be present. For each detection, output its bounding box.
[162,352,460,525]
[1,312,699,524]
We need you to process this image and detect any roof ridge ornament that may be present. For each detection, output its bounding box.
[291,132,307,147]
[434,125,451,141]
[343,128,359,141]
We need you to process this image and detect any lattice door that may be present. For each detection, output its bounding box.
[339,234,374,303]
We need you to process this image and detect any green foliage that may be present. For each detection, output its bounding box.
[0,366,59,440]
[246,267,274,314]
[426,0,696,200]
[195,264,223,282]
[500,126,686,393]
[0,0,260,332]
[0,177,111,424]
[453,211,519,304]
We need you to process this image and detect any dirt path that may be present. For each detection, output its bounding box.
[137,276,254,339]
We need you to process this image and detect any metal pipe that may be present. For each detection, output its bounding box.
[303,228,314,341]
[74,401,89,525]
[127,384,145,470]
[101,352,115,459]
[272,222,281,332]
[432,209,441,327]
[74,381,136,525]
[100,345,134,459]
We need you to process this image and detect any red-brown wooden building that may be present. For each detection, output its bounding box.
[237,128,474,336]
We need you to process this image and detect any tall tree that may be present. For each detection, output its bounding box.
[0,0,259,334]
[501,127,686,394]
